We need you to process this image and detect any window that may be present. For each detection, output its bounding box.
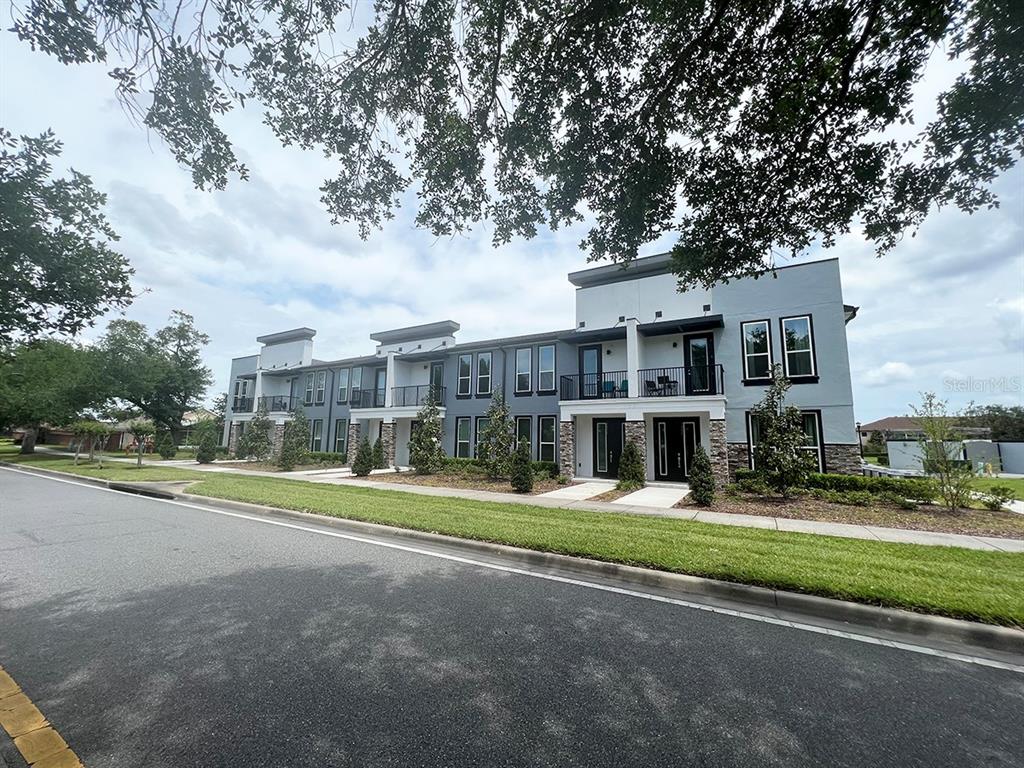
[476,352,492,395]
[538,345,555,392]
[516,416,532,452]
[800,412,824,471]
[310,419,323,452]
[747,411,823,471]
[334,419,348,454]
[455,417,472,458]
[315,370,326,405]
[457,354,473,396]
[515,348,532,393]
[741,320,772,380]
[538,417,556,462]
[304,373,315,405]
[781,315,816,377]
[476,417,490,452]
[232,379,251,410]
[350,367,362,403]
[336,369,349,403]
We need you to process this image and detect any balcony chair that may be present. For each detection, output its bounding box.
[644,379,660,396]
[601,380,616,397]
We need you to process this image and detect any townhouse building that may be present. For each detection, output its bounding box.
[223,255,860,484]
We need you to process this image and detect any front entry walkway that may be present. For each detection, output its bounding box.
[536,481,615,501]
[613,485,691,508]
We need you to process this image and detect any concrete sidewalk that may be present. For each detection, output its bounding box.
[29,447,1024,552]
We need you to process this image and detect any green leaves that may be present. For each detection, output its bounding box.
[0,129,133,342]
[13,0,1022,285]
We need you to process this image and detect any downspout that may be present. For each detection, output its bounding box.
[325,368,336,453]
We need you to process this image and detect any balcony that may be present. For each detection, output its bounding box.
[232,396,253,412]
[391,385,446,407]
[559,366,724,401]
[350,388,387,409]
[258,395,302,412]
[560,371,629,400]
[638,365,723,397]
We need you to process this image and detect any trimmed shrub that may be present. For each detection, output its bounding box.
[804,473,937,502]
[981,485,1016,511]
[371,438,386,469]
[277,409,310,471]
[530,460,558,479]
[556,474,571,486]
[194,421,218,464]
[352,436,374,476]
[307,451,346,465]
[510,439,534,493]
[688,444,715,506]
[878,491,918,510]
[736,476,770,495]
[156,431,177,460]
[616,441,645,491]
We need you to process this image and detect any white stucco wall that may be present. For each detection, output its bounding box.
[575,273,711,328]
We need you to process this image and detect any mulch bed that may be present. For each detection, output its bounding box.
[677,493,1024,539]
[590,488,630,503]
[216,461,347,472]
[358,471,563,496]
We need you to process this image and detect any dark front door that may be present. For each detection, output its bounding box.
[593,418,625,478]
[653,417,700,481]
[374,368,387,406]
[684,334,716,395]
[430,362,444,397]
[579,345,602,399]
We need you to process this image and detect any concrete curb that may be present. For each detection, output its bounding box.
[4,461,1022,655]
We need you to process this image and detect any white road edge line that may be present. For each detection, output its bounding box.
[4,464,1023,675]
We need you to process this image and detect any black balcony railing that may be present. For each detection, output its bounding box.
[638,365,724,397]
[350,388,387,408]
[258,395,302,412]
[232,396,254,413]
[391,385,446,407]
[559,371,630,400]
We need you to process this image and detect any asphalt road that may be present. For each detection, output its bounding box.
[1,467,1022,768]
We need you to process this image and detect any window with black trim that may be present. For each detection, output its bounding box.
[336,369,349,403]
[334,419,348,454]
[516,416,532,452]
[350,367,362,403]
[748,411,823,471]
[457,354,472,396]
[304,373,315,405]
[741,320,772,380]
[310,419,323,451]
[476,352,492,395]
[538,345,555,392]
[515,348,532,393]
[455,417,471,457]
[782,315,816,377]
[538,416,556,462]
[315,370,326,405]
[475,417,490,452]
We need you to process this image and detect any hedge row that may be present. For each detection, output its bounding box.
[307,450,347,465]
[441,456,558,478]
[734,468,937,501]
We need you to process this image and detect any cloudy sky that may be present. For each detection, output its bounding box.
[2,27,1021,423]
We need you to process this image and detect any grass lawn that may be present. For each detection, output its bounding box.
[1,448,208,482]
[970,477,1024,499]
[184,474,1024,627]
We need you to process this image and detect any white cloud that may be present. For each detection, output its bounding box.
[862,362,916,388]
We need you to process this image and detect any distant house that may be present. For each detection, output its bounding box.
[858,416,990,446]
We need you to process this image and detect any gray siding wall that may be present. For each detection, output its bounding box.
[221,355,259,445]
[714,259,856,445]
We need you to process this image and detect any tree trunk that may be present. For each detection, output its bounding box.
[137,440,143,468]
[88,435,96,462]
[20,427,37,454]
[74,439,81,465]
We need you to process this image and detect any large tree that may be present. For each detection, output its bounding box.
[0,340,105,453]
[96,311,213,440]
[9,1,1022,284]
[0,129,133,343]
